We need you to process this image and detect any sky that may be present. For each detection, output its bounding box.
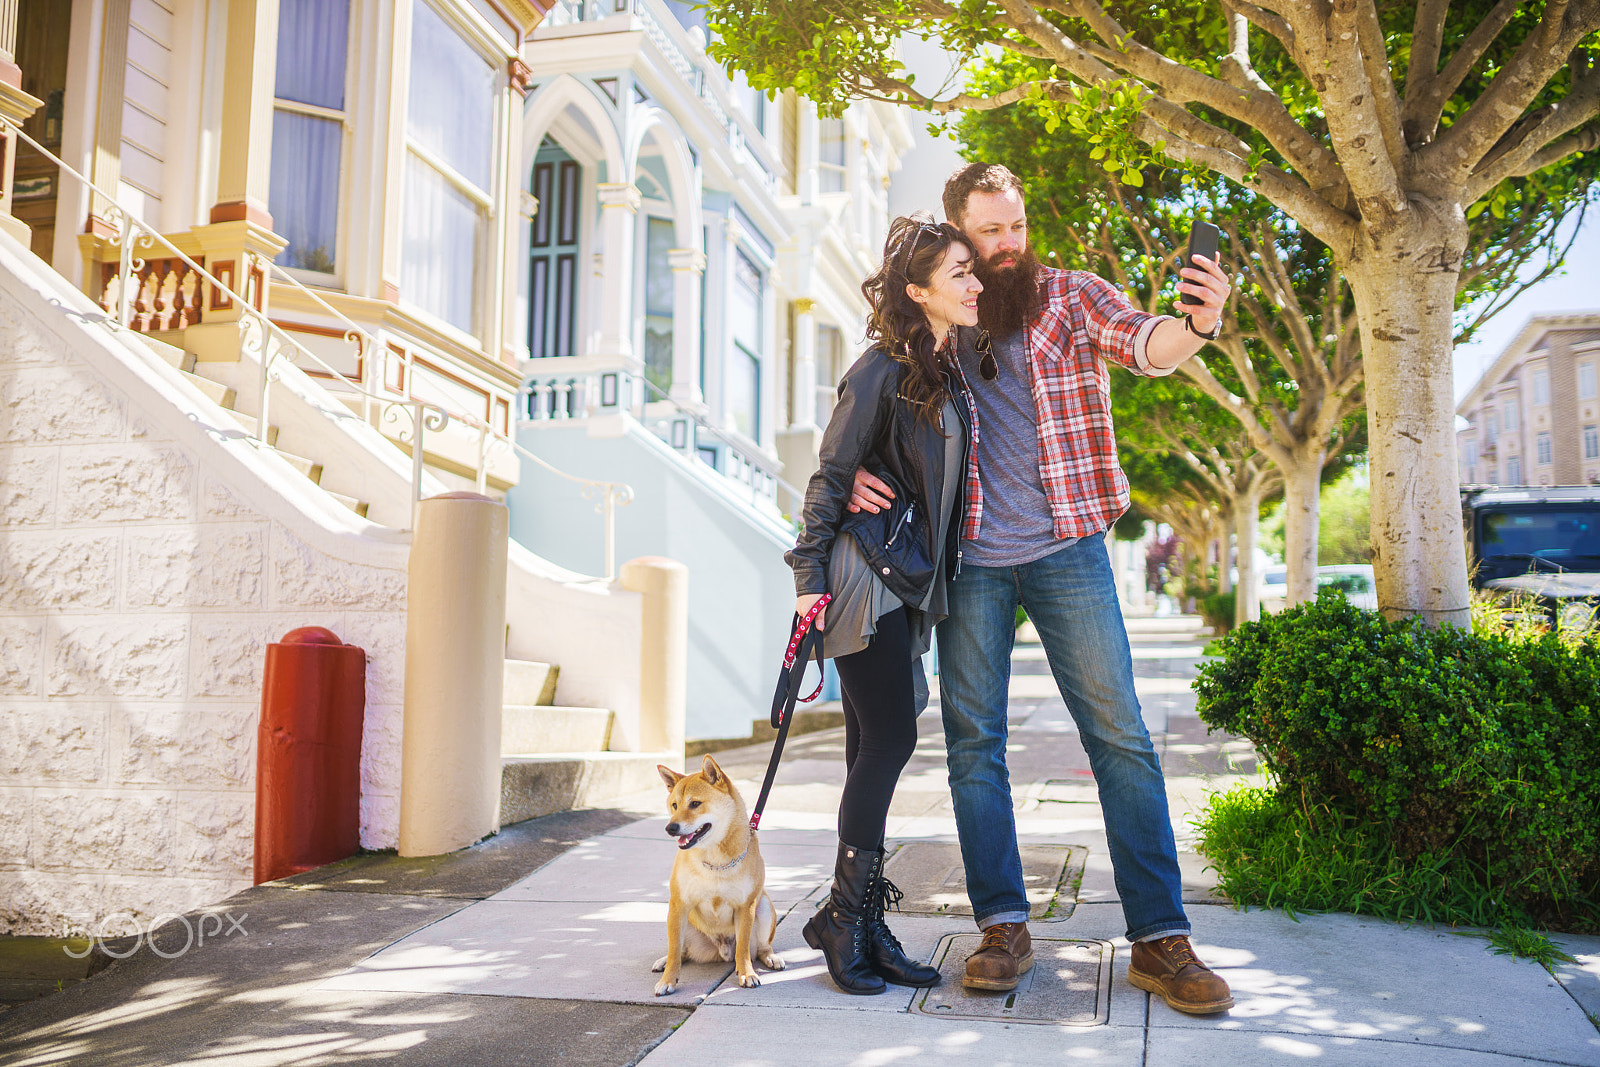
[1449,210,1600,404]
[884,38,1600,410]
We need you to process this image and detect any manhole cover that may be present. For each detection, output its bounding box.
[883,843,1084,920]
[913,934,1112,1025]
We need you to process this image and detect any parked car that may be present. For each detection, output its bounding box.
[1258,566,1289,614]
[1316,563,1377,609]
[1461,484,1600,633]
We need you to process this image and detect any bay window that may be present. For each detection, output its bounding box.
[270,0,350,275]
[402,0,498,335]
[728,249,764,439]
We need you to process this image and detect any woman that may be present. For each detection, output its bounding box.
[785,214,981,995]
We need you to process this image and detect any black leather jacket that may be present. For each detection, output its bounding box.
[786,345,973,605]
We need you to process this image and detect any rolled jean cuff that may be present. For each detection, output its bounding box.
[976,908,1030,930]
[1130,924,1191,943]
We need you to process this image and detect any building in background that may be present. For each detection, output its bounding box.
[0,0,695,937]
[510,0,911,739]
[1457,312,1600,487]
[7,0,551,496]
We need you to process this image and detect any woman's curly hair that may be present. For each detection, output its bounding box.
[860,213,970,428]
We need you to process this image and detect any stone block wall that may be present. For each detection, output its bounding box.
[0,286,409,937]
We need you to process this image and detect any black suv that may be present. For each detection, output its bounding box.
[1461,485,1600,633]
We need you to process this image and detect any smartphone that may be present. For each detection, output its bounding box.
[1179,221,1220,306]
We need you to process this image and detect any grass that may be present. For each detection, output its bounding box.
[1192,782,1580,931]
[1477,926,1579,968]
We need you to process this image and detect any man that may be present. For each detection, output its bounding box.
[850,163,1234,1014]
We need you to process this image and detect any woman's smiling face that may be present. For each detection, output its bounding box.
[910,241,983,333]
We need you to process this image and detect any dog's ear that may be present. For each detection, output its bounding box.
[701,754,724,787]
[658,764,686,790]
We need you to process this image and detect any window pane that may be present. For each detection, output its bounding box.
[1581,362,1597,400]
[276,0,350,109]
[269,110,341,272]
[729,344,759,439]
[731,249,762,350]
[645,216,674,393]
[402,151,484,333]
[408,0,496,191]
[645,218,675,314]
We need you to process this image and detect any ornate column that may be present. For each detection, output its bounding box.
[180,0,284,360]
[790,297,817,430]
[211,0,279,227]
[667,247,704,407]
[593,182,640,366]
[0,0,39,245]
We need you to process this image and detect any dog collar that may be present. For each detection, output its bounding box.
[701,839,751,872]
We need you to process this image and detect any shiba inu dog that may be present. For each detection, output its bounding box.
[652,755,785,995]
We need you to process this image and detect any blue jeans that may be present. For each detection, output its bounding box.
[936,537,1190,942]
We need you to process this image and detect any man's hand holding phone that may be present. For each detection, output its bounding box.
[1177,220,1227,337]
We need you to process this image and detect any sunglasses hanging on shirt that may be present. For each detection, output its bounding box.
[976,329,999,381]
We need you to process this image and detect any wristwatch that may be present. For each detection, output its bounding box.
[1184,313,1222,340]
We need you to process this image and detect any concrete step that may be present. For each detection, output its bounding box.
[136,334,194,372]
[500,753,665,827]
[322,489,370,518]
[502,705,613,755]
[276,451,325,485]
[177,368,236,410]
[504,658,559,706]
[230,413,281,447]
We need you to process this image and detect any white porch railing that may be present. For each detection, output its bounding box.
[1,116,633,579]
[522,364,802,521]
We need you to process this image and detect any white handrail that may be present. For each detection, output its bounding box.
[0,116,632,565]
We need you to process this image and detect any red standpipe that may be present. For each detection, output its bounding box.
[254,626,366,884]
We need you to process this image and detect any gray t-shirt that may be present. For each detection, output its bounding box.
[956,328,1078,567]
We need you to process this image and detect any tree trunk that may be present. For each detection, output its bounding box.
[1281,449,1324,607]
[1217,533,1233,595]
[1348,214,1472,629]
[1233,483,1263,626]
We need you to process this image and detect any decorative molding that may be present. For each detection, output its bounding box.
[667,247,705,273]
[596,182,641,212]
[208,199,274,228]
[509,57,534,96]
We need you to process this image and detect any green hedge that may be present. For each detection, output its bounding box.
[1199,590,1235,634]
[1194,590,1600,930]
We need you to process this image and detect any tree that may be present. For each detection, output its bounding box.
[957,93,1363,613]
[707,1,1600,626]
[1116,363,1283,621]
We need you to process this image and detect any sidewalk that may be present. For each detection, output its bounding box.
[2,616,1598,1066]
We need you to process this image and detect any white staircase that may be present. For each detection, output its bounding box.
[137,335,374,518]
[499,657,663,825]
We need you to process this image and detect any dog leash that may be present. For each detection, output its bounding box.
[749,594,831,832]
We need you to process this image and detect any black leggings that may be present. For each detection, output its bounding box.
[832,605,920,850]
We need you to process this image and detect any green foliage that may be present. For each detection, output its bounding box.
[1199,589,1235,635]
[1259,465,1371,565]
[1195,592,1600,930]
[1479,926,1579,967]
[1194,784,1507,926]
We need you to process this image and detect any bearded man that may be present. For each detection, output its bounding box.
[849,163,1235,1014]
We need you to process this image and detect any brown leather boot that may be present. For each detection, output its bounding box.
[962,921,1033,991]
[1128,935,1234,1014]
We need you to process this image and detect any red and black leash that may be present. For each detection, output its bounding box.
[749,594,831,832]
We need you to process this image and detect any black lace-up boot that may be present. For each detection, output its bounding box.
[862,850,941,987]
[802,842,887,995]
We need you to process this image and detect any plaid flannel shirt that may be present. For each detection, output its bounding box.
[954,267,1174,544]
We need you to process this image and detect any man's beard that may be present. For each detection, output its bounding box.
[973,247,1041,336]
